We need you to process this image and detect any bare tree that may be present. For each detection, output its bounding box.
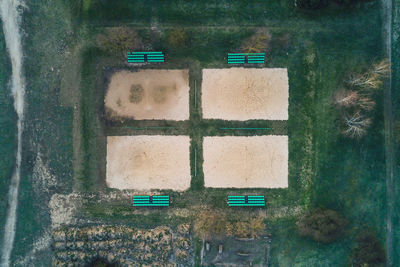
[357,96,375,111]
[371,59,391,77]
[343,112,372,138]
[334,89,359,107]
[348,73,382,90]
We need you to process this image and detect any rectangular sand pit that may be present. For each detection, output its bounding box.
[106,136,191,190]
[202,68,289,120]
[105,69,189,120]
[203,136,288,188]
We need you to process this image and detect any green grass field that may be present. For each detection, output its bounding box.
[74,1,388,265]
[0,0,396,266]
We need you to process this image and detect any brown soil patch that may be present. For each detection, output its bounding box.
[105,69,189,120]
[106,136,191,190]
[202,68,289,120]
[203,136,288,188]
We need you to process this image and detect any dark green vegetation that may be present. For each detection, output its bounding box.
[0,0,394,266]
[352,230,386,266]
[297,208,347,243]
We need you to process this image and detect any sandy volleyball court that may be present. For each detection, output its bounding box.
[203,136,288,188]
[106,136,191,190]
[105,69,189,120]
[202,68,289,120]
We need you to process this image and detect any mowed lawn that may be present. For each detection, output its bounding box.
[73,0,386,265]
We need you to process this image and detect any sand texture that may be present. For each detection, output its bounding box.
[105,69,189,120]
[203,136,288,188]
[202,68,289,120]
[106,136,191,190]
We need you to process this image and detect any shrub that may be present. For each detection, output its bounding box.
[297,208,347,243]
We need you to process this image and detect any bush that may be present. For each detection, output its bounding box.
[297,208,347,243]
[96,27,143,55]
[352,231,385,267]
[167,28,189,48]
[241,28,271,53]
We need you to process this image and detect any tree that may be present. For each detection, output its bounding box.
[241,28,271,53]
[371,59,391,77]
[343,112,372,138]
[297,208,347,243]
[96,27,143,55]
[348,73,383,90]
[334,89,359,108]
[352,231,385,267]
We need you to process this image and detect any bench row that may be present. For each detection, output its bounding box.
[127,52,266,64]
[132,195,266,207]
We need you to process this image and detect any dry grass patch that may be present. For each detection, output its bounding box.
[106,136,191,190]
[202,68,289,120]
[105,69,189,120]
[203,136,288,188]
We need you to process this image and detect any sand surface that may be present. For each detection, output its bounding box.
[202,68,289,120]
[105,69,189,120]
[106,136,191,190]
[203,136,288,188]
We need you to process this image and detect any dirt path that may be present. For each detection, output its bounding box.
[0,0,26,266]
[382,0,394,264]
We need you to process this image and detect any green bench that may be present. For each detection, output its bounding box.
[132,195,170,207]
[127,51,165,63]
[228,195,265,207]
[227,53,265,64]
